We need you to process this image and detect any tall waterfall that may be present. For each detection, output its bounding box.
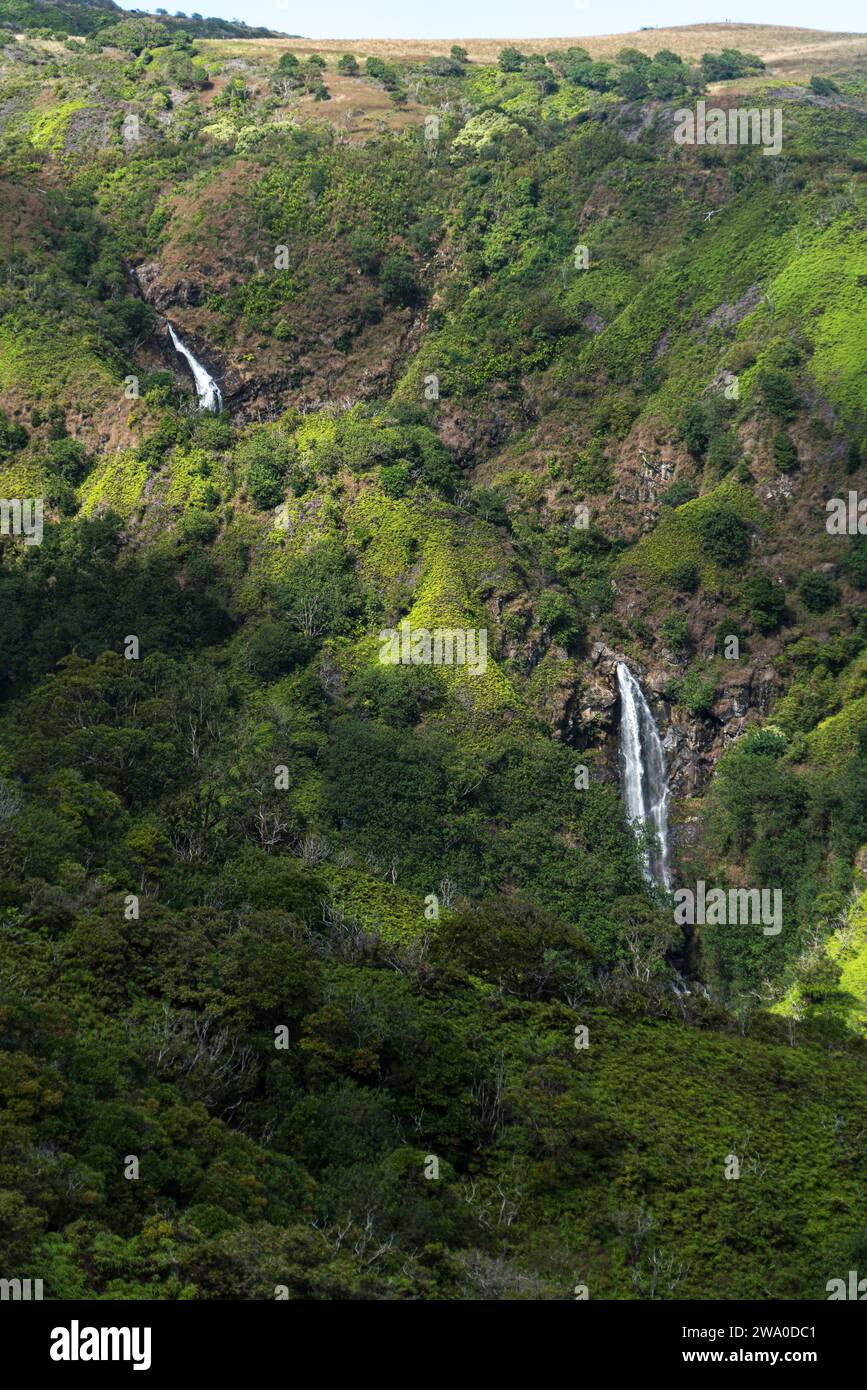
[617,661,672,889]
[167,324,222,412]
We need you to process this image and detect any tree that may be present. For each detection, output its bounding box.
[772,431,798,471]
[498,47,526,73]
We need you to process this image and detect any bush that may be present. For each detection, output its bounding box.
[337,54,359,75]
[669,663,718,715]
[365,57,401,90]
[681,402,711,458]
[378,251,419,308]
[241,619,309,681]
[536,591,583,649]
[707,431,739,477]
[670,559,700,593]
[772,431,798,472]
[434,895,594,1001]
[380,463,411,497]
[661,480,697,509]
[697,506,750,567]
[700,48,764,81]
[809,75,839,96]
[0,410,28,455]
[240,429,288,509]
[756,367,799,423]
[798,572,838,614]
[715,619,747,656]
[746,575,785,632]
[660,614,691,656]
[45,437,89,484]
[845,537,867,589]
[347,228,381,275]
[466,486,510,529]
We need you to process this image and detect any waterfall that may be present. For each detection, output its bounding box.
[617,661,672,889]
[167,323,222,412]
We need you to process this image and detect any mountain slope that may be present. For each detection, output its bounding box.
[1,13,867,1302]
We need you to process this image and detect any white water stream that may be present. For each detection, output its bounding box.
[617,661,672,889]
[167,323,222,412]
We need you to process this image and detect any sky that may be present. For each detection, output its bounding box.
[115,0,867,41]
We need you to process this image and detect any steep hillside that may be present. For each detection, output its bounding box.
[1,12,867,1303]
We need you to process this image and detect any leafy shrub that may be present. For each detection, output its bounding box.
[670,559,700,593]
[668,663,717,715]
[241,619,309,681]
[680,401,711,458]
[660,614,691,656]
[697,506,749,567]
[337,54,359,75]
[809,75,839,96]
[536,591,583,649]
[798,572,838,614]
[365,57,401,90]
[661,480,697,508]
[707,431,739,477]
[351,663,445,726]
[378,251,419,308]
[434,896,594,1002]
[746,575,785,632]
[756,368,799,423]
[240,429,288,509]
[715,618,747,656]
[465,487,510,529]
[278,541,362,640]
[380,463,411,497]
[347,228,382,275]
[845,537,867,588]
[45,437,89,484]
[0,410,28,455]
[700,48,765,81]
[772,431,798,471]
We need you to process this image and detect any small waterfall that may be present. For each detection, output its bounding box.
[167,323,222,412]
[617,661,672,889]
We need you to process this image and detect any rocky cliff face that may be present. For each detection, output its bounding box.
[572,642,778,799]
[130,251,423,420]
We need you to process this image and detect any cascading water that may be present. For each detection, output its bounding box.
[617,661,672,889]
[167,323,223,412]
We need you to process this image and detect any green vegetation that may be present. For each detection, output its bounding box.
[1,9,867,1303]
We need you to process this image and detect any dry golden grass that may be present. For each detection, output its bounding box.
[199,23,867,74]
